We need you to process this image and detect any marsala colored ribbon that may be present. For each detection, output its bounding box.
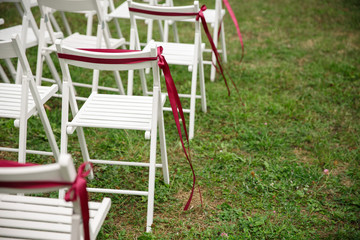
[156,46,196,211]
[129,5,237,96]
[221,0,244,62]
[0,160,92,240]
[58,48,197,210]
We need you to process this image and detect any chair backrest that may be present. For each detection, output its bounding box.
[56,40,158,72]
[37,0,113,48]
[0,154,76,194]
[1,0,40,40]
[128,0,199,21]
[0,34,34,84]
[37,0,102,14]
[128,0,200,49]
[55,39,160,94]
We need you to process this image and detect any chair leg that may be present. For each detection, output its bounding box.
[35,101,60,162]
[139,69,149,96]
[0,65,10,83]
[220,21,227,63]
[76,127,94,179]
[44,53,63,92]
[18,117,28,164]
[146,87,160,232]
[158,102,169,185]
[172,21,179,43]
[18,79,29,164]
[59,12,72,36]
[210,9,221,82]
[113,70,125,95]
[18,122,28,164]
[189,74,197,140]
[4,59,17,81]
[199,53,207,113]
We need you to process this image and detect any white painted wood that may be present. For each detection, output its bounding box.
[170,0,227,81]
[0,227,71,240]
[36,0,126,99]
[108,0,164,44]
[0,0,63,84]
[57,41,169,233]
[129,0,207,139]
[0,154,111,239]
[0,35,59,162]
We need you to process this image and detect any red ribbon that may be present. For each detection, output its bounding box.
[156,47,195,210]
[129,5,237,95]
[58,48,197,210]
[222,0,244,62]
[64,162,92,240]
[0,160,92,240]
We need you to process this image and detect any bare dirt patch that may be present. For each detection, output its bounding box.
[293,147,315,165]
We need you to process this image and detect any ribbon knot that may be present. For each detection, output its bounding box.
[0,160,93,240]
[196,5,207,21]
[64,162,92,202]
[64,162,92,240]
[157,46,166,68]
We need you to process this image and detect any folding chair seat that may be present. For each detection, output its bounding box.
[166,0,227,81]
[0,154,111,240]
[0,34,59,163]
[128,0,207,139]
[56,40,169,232]
[36,0,126,100]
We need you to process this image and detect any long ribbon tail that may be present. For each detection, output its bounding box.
[162,64,195,211]
[157,48,196,210]
[222,0,244,62]
[77,178,90,240]
[198,9,231,96]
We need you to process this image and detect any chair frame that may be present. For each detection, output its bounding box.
[0,154,111,239]
[108,0,166,46]
[166,0,227,81]
[0,34,59,163]
[128,0,207,140]
[57,40,169,232]
[0,0,56,84]
[35,0,126,100]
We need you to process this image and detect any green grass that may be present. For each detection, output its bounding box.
[1,0,360,239]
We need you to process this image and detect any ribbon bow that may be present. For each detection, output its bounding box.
[196,5,207,21]
[0,160,93,240]
[65,162,93,240]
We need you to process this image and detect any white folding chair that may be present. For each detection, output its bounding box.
[56,40,169,232]
[7,0,74,36]
[0,154,111,240]
[0,0,64,84]
[36,0,126,100]
[167,0,227,81]
[128,0,207,140]
[0,35,59,163]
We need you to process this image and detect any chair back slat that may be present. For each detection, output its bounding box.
[0,154,76,194]
[37,0,99,12]
[128,0,199,21]
[56,40,158,71]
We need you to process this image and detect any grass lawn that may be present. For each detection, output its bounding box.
[0,0,359,239]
